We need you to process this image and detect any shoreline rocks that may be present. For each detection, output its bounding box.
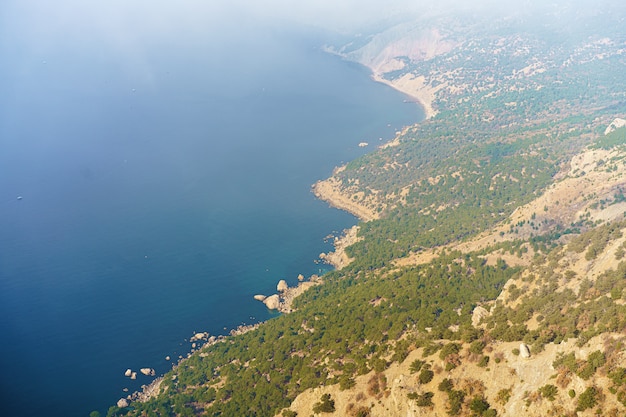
[263,294,281,310]
[319,226,360,270]
[190,332,209,342]
[277,279,288,292]
[254,274,323,313]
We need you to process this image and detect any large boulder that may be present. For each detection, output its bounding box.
[190,332,209,342]
[277,280,288,292]
[117,398,129,408]
[253,294,267,301]
[263,294,281,310]
[605,118,626,135]
[471,306,490,327]
[140,368,155,376]
[520,343,531,359]
[124,369,132,377]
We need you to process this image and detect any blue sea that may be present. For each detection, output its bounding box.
[0,8,423,417]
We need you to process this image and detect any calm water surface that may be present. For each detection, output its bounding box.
[0,20,423,417]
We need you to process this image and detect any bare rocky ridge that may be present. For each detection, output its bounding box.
[394,137,626,269]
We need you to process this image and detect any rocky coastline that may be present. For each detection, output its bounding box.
[119,324,263,407]
[254,275,323,313]
[114,65,395,413]
[312,169,379,223]
[318,225,360,270]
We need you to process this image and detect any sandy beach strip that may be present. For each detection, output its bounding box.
[371,72,437,120]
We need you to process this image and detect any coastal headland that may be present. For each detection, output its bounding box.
[312,167,380,223]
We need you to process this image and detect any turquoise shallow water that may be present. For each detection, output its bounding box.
[0,24,422,417]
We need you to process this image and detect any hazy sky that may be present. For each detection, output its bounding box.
[3,1,622,46]
[1,0,623,77]
[0,0,415,74]
[0,0,422,38]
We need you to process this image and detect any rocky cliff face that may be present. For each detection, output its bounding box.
[340,23,459,76]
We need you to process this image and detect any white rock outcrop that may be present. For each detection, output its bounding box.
[263,294,281,310]
[117,398,129,408]
[605,118,626,135]
[140,368,155,376]
[124,369,132,377]
[253,294,267,301]
[277,280,288,292]
[471,306,490,327]
[520,343,531,358]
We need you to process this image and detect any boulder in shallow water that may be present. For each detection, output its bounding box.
[140,368,155,376]
[253,294,267,301]
[124,369,132,377]
[190,332,208,342]
[263,294,280,310]
[117,398,129,408]
[298,274,304,281]
[130,372,137,380]
[277,280,288,292]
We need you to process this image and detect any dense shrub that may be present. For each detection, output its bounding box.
[538,384,558,401]
[576,387,599,412]
[408,391,434,407]
[418,369,435,384]
[312,394,335,413]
